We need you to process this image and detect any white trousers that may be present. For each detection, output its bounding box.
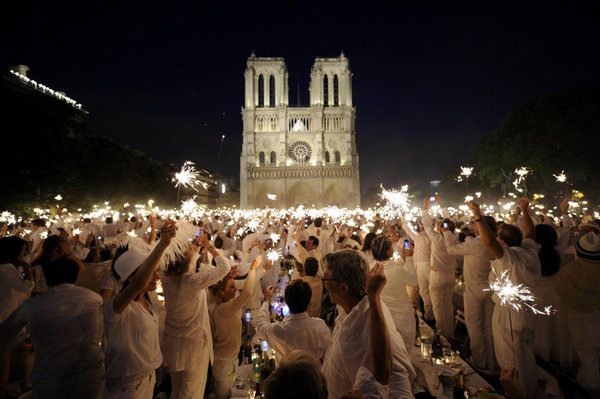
[103,372,155,399]
[391,310,416,356]
[415,262,434,320]
[464,285,497,370]
[170,354,209,399]
[492,306,537,399]
[429,270,455,338]
[212,356,239,399]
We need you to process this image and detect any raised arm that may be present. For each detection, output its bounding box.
[367,263,392,385]
[519,198,534,240]
[468,201,503,259]
[113,221,177,313]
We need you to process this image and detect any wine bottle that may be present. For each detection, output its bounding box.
[414,309,421,347]
[432,329,443,358]
[453,371,467,399]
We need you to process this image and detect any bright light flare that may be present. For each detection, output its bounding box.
[267,194,277,201]
[270,233,280,243]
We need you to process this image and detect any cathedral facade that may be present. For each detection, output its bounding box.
[240,52,360,208]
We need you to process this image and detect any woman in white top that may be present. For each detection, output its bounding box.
[209,255,261,399]
[371,235,418,351]
[103,221,176,399]
[0,236,34,398]
[159,233,231,399]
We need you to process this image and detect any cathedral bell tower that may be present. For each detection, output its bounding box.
[240,52,360,209]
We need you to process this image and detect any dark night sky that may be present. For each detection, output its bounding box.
[3,2,599,194]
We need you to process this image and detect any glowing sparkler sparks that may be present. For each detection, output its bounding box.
[181,197,198,215]
[128,230,137,237]
[553,170,567,183]
[513,167,531,193]
[392,251,401,262]
[270,233,281,243]
[173,161,200,191]
[267,194,277,201]
[247,220,260,232]
[266,248,282,262]
[73,228,81,235]
[486,270,552,315]
[54,194,63,201]
[40,231,48,239]
[379,184,410,212]
[460,166,473,177]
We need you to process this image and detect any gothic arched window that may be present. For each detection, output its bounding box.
[325,151,330,163]
[270,151,276,165]
[258,74,264,107]
[269,75,275,107]
[335,151,341,164]
[259,151,265,165]
[333,75,339,106]
[323,75,329,107]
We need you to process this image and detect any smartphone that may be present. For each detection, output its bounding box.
[429,196,436,201]
[404,240,411,250]
[245,311,252,322]
[282,305,290,317]
[443,222,448,229]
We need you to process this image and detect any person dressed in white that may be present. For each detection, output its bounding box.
[103,221,177,399]
[421,195,457,338]
[254,278,331,365]
[160,232,231,399]
[468,199,540,399]
[208,255,260,399]
[370,235,418,351]
[321,250,415,399]
[443,216,497,371]
[555,231,600,396]
[0,256,104,399]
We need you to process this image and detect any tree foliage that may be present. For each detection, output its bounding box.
[442,85,600,203]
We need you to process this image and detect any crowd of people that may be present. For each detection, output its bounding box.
[0,195,599,399]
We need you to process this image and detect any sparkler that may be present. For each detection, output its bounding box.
[247,220,260,232]
[54,194,63,201]
[173,161,200,191]
[513,167,531,194]
[460,166,474,193]
[485,269,551,366]
[486,269,552,315]
[181,197,198,215]
[379,184,410,213]
[270,232,281,243]
[267,194,277,201]
[553,170,567,183]
[266,248,282,262]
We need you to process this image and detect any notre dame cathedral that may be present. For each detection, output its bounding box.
[240,52,360,209]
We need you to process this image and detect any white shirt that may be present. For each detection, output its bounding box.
[0,284,103,382]
[379,258,418,314]
[402,222,431,265]
[159,254,230,370]
[421,209,457,274]
[253,302,331,364]
[443,233,494,290]
[103,296,162,381]
[489,238,541,329]
[322,297,415,399]
[0,263,34,323]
